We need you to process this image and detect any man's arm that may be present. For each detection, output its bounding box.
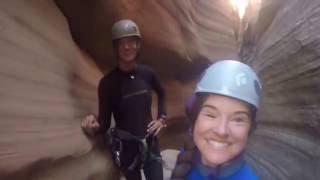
[147,69,167,135]
[81,77,112,137]
[150,70,167,120]
[97,77,112,135]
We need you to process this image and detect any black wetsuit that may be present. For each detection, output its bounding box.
[98,64,166,180]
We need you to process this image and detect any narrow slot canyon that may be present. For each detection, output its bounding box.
[0,0,320,179]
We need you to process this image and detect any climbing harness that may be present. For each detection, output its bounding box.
[108,128,162,172]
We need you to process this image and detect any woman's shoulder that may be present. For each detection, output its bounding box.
[185,160,259,180]
[229,162,259,180]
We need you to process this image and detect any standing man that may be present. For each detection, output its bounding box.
[81,19,167,180]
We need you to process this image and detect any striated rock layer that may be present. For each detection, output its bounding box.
[0,0,116,179]
[243,0,320,179]
[0,0,320,179]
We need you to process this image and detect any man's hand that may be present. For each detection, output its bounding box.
[81,114,100,137]
[147,118,166,136]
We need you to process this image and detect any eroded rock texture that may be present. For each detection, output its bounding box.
[0,0,116,179]
[244,0,320,179]
[0,0,320,179]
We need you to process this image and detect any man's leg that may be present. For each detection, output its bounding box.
[143,136,163,180]
[143,158,163,180]
[121,139,142,180]
[124,169,142,180]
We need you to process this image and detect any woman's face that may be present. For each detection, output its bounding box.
[193,94,252,167]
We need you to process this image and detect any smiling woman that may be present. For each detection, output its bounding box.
[194,94,252,168]
[171,60,262,180]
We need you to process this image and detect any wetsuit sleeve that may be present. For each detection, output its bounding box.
[150,70,167,119]
[97,78,112,134]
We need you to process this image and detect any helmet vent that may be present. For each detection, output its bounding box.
[254,79,261,97]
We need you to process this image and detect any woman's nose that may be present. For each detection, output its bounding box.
[214,118,229,137]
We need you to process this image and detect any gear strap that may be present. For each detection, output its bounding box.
[108,128,161,171]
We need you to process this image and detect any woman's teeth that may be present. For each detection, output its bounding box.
[207,140,228,149]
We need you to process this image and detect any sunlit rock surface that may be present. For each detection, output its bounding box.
[1,0,320,179]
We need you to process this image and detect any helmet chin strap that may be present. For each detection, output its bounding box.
[118,60,137,72]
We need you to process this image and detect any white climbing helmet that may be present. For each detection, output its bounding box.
[195,60,262,109]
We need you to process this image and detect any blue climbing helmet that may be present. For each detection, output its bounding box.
[195,60,262,110]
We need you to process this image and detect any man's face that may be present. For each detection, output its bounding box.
[117,36,140,63]
[193,94,252,167]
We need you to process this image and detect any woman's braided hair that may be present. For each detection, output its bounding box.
[170,140,197,180]
[170,94,207,179]
[170,93,257,179]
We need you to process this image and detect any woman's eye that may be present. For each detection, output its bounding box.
[233,117,248,123]
[205,114,216,119]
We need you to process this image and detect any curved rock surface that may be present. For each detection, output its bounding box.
[1,0,320,179]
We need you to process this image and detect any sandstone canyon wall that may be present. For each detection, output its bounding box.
[1,0,320,179]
